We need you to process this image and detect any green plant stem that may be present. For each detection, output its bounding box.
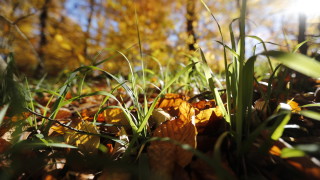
[236,0,247,156]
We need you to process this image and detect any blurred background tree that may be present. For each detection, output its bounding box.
[0,0,319,77]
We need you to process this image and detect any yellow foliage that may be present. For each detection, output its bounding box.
[54,34,64,42]
[77,54,85,63]
[60,42,72,50]
[64,121,100,154]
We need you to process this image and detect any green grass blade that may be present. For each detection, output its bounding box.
[136,62,197,134]
[301,104,320,108]
[247,35,273,71]
[31,142,78,149]
[0,104,9,125]
[92,45,136,66]
[281,147,305,158]
[264,51,320,78]
[199,49,229,123]
[215,40,240,59]
[300,110,320,121]
[292,39,310,53]
[271,112,291,140]
[242,56,256,136]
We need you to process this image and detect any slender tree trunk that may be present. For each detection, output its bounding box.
[35,0,50,78]
[293,13,313,91]
[84,0,95,58]
[298,13,308,55]
[186,0,197,51]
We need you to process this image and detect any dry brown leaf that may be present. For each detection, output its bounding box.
[287,160,320,179]
[148,112,197,178]
[270,140,320,179]
[103,108,130,133]
[49,121,69,135]
[156,93,189,111]
[195,106,223,132]
[150,108,172,127]
[111,127,129,160]
[64,121,100,154]
[192,99,216,110]
[195,108,214,124]
[104,108,128,125]
[178,101,195,125]
[155,94,194,125]
[55,108,72,119]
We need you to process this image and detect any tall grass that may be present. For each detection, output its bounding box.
[200,0,320,176]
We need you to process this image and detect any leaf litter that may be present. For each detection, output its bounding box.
[0,80,320,179]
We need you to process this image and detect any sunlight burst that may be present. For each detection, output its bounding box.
[285,0,320,17]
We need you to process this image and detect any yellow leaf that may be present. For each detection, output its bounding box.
[64,121,100,154]
[54,34,63,42]
[103,108,130,133]
[61,42,72,50]
[287,100,301,113]
[77,54,85,63]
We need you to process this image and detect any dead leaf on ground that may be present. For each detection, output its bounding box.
[287,100,301,113]
[64,121,100,154]
[191,99,216,110]
[150,108,172,127]
[269,139,320,179]
[148,99,197,179]
[103,108,130,133]
[111,127,129,160]
[55,108,72,119]
[155,93,190,114]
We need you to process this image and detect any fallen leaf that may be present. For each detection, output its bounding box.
[103,108,130,133]
[269,145,281,156]
[111,127,129,160]
[156,93,189,112]
[64,121,100,154]
[270,139,320,179]
[55,108,72,119]
[150,108,172,127]
[177,101,195,125]
[287,100,301,113]
[148,112,197,178]
[192,99,216,110]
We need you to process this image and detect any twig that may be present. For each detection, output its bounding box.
[26,108,93,134]
[25,108,126,144]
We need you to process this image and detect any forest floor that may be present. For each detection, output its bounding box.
[0,75,320,180]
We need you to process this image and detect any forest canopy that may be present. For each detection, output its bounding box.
[1,0,319,76]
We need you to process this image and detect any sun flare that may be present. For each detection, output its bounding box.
[286,0,320,17]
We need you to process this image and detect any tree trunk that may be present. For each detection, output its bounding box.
[34,0,50,78]
[84,0,95,58]
[186,0,197,51]
[298,13,308,55]
[293,13,314,91]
